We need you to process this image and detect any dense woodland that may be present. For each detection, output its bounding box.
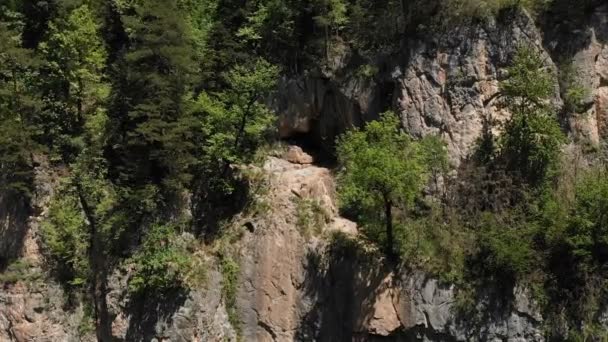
[0,0,607,340]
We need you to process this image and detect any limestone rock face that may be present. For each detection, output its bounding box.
[394,11,561,162]
[274,11,561,163]
[107,265,236,342]
[0,282,84,342]
[233,153,545,341]
[236,156,351,342]
[0,158,85,342]
[274,7,608,162]
[548,4,608,144]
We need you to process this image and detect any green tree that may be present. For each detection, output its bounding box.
[108,0,198,195]
[194,58,279,194]
[564,169,608,266]
[42,106,128,342]
[38,3,108,160]
[499,46,565,188]
[0,8,40,196]
[336,111,431,257]
[313,0,348,60]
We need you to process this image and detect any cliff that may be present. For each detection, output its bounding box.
[1,4,608,342]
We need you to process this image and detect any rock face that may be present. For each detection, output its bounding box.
[393,11,561,162]
[236,156,348,342]
[274,11,549,162]
[545,3,608,144]
[0,148,557,342]
[1,5,608,342]
[275,7,608,162]
[234,150,546,341]
[107,265,236,342]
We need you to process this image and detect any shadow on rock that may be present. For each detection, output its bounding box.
[124,288,188,342]
[0,193,30,270]
[295,232,395,341]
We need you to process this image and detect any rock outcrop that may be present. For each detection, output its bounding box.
[234,150,545,341]
[1,4,608,342]
[275,7,608,162]
[0,147,564,342]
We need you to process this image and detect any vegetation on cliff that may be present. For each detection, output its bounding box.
[0,0,606,340]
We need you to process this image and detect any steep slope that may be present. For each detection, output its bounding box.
[233,147,546,341]
[0,4,607,342]
[275,5,608,161]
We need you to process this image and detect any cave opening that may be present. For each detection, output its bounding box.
[280,129,338,168]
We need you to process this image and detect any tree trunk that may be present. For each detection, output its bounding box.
[384,195,394,259]
[75,184,113,342]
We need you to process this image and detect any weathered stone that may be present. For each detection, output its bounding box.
[283,146,314,165]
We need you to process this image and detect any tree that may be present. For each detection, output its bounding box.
[108,0,198,195]
[41,103,128,342]
[189,58,278,235]
[498,45,565,188]
[0,7,40,197]
[312,0,348,61]
[336,111,433,257]
[194,58,279,195]
[38,3,108,161]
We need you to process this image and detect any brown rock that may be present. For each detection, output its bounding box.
[283,146,314,165]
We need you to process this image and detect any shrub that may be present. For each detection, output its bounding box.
[220,255,240,330]
[128,224,193,295]
[0,259,40,284]
[40,187,90,286]
[397,208,472,283]
[476,212,537,280]
[441,0,550,20]
[295,197,330,240]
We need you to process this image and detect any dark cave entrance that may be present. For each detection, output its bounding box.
[281,128,338,168]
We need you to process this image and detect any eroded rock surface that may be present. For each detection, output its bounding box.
[275,8,608,162]
[234,151,545,341]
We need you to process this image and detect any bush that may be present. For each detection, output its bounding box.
[397,208,472,283]
[564,169,608,265]
[40,187,90,286]
[476,212,537,279]
[0,259,40,284]
[220,255,240,330]
[128,224,194,295]
[295,197,330,240]
[441,0,550,20]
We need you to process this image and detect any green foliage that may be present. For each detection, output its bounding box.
[397,208,471,283]
[128,224,193,294]
[499,46,565,188]
[77,303,96,337]
[313,0,349,32]
[336,112,426,215]
[220,255,240,331]
[38,3,108,160]
[561,169,608,266]
[501,46,555,110]
[109,0,198,194]
[355,64,379,79]
[559,61,590,115]
[295,197,330,240]
[441,0,550,20]
[336,111,438,256]
[194,58,279,195]
[0,11,39,196]
[41,184,90,285]
[476,211,537,279]
[0,259,40,284]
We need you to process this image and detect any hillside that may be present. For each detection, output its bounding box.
[1,0,608,341]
